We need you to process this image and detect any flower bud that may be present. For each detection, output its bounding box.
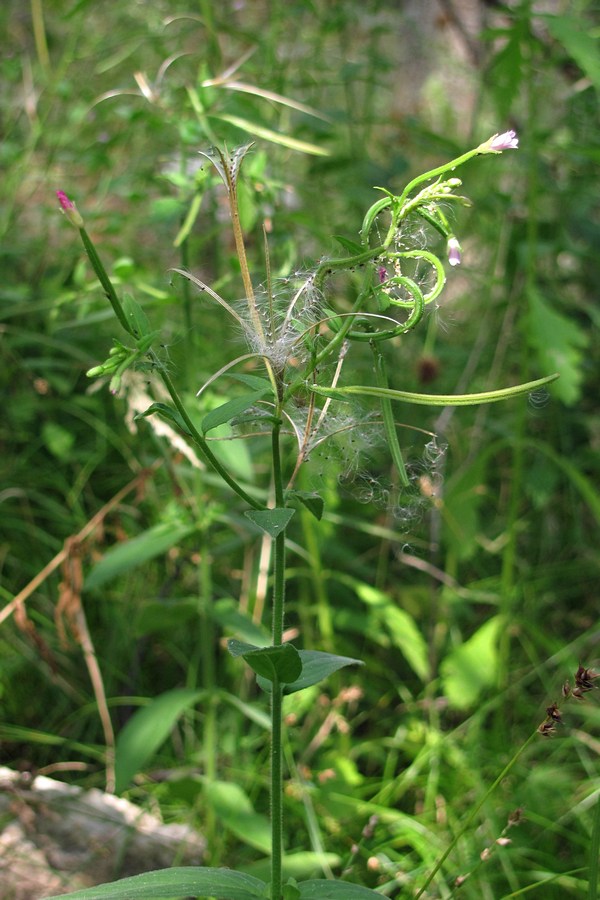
[447,236,462,267]
[477,130,519,153]
[56,190,84,228]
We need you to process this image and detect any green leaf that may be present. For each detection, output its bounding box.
[114,689,204,793]
[486,20,525,120]
[298,880,384,898]
[527,288,588,405]
[244,507,296,538]
[134,598,198,637]
[41,421,75,461]
[202,390,270,434]
[228,639,264,655]
[135,402,192,435]
[173,191,204,247]
[283,883,302,900]
[288,490,325,521]
[257,650,363,695]
[213,598,270,645]
[122,292,150,338]
[332,235,365,254]
[230,373,274,391]
[310,373,560,406]
[246,853,341,884]
[213,113,331,156]
[84,521,196,590]
[355,583,429,680]
[440,616,503,710]
[443,454,488,562]
[541,14,600,92]
[42,867,267,900]
[205,781,271,853]
[228,640,303,684]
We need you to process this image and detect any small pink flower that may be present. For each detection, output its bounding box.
[479,130,519,153]
[489,130,519,151]
[56,190,84,227]
[447,236,462,267]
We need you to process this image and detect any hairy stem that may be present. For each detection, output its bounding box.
[270,416,286,899]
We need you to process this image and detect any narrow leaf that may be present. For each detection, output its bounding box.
[202,389,270,434]
[121,292,150,338]
[229,373,274,391]
[244,507,295,538]
[214,113,331,156]
[84,521,196,590]
[114,689,203,793]
[136,402,192,435]
[205,781,271,853]
[173,191,204,248]
[332,235,365,254]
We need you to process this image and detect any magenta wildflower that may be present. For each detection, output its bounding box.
[447,236,462,267]
[56,190,84,228]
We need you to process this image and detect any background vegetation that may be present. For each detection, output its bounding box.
[1,0,599,897]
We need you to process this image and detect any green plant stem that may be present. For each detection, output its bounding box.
[157,366,264,509]
[79,228,131,335]
[199,535,217,781]
[270,415,287,900]
[415,728,540,898]
[31,0,50,71]
[371,341,410,487]
[589,791,600,900]
[271,675,284,900]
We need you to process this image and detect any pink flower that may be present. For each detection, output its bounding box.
[478,130,519,154]
[56,190,84,227]
[489,130,519,151]
[447,236,462,267]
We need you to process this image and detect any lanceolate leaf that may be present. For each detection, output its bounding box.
[201,389,271,434]
[84,520,196,590]
[136,402,192,435]
[41,867,267,900]
[114,689,204,793]
[310,373,559,406]
[205,781,271,853]
[213,113,330,156]
[121,292,150,338]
